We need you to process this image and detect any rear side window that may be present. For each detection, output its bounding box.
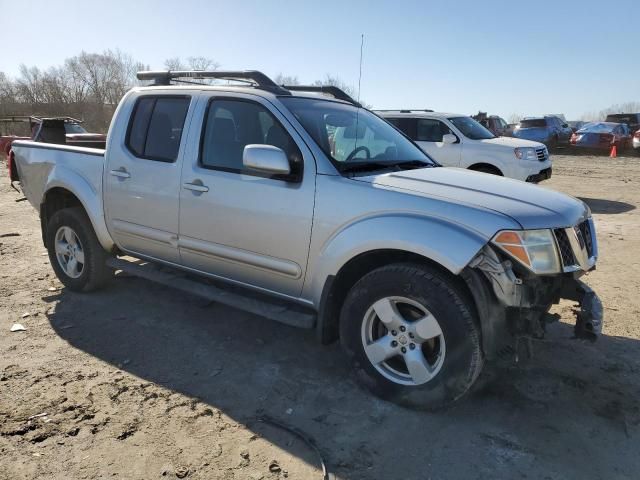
[520,119,547,128]
[126,96,190,162]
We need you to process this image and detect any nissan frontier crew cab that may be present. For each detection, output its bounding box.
[12,70,602,409]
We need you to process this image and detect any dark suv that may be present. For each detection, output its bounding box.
[513,116,573,148]
[605,113,640,134]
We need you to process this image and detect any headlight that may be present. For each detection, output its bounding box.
[514,147,537,161]
[492,229,561,274]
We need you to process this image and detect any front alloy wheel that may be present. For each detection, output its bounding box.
[361,296,445,386]
[340,263,483,409]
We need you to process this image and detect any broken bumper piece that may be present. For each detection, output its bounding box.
[561,279,603,341]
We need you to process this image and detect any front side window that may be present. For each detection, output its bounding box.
[280,97,434,169]
[416,119,452,142]
[200,99,302,180]
[448,116,495,140]
[126,96,190,162]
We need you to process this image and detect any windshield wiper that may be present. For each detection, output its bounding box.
[339,160,434,174]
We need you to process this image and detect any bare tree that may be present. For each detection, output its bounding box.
[508,113,522,124]
[164,56,219,71]
[313,74,357,98]
[274,74,300,86]
[164,57,185,70]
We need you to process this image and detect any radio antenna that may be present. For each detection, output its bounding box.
[357,34,364,102]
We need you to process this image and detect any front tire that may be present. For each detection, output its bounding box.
[339,263,483,409]
[46,207,112,292]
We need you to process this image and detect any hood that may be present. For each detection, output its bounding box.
[356,167,588,230]
[478,136,544,149]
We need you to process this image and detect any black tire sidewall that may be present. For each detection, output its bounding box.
[46,208,108,292]
[340,264,482,409]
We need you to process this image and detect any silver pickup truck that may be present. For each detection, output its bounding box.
[12,70,602,409]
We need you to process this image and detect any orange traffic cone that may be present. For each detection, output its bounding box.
[610,144,617,158]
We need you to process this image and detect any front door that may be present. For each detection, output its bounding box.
[177,94,315,297]
[104,93,193,263]
[414,118,462,167]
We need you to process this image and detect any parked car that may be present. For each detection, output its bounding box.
[12,70,601,409]
[513,116,573,149]
[376,110,551,182]
[570,122,632,153]
[568,120,587,133]
[471,112,510,136]
[1,116,106,183]
[604,113,640,134]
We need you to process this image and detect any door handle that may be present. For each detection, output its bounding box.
[183,181,209,193]
[110,168,130,179]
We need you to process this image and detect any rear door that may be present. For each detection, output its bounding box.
[104,93,194,263]
[177,93,315,297]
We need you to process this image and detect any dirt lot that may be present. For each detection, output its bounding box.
[1,153,639,480]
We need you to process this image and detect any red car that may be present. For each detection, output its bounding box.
[1,116,106,183]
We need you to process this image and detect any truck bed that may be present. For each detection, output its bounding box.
[12,141,105,211]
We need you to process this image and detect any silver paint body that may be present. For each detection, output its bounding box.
[13,85,592,310]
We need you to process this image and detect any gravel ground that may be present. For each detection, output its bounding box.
[1,153,639,480]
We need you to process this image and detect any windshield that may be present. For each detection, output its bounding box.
[519,119,547,128]
[448,116,495,140]
[64,123,87,134]
[279,97,435,169]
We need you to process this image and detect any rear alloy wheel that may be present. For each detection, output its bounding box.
[54,226,85,279]
[46,207,112,292]
[340,263,483,409]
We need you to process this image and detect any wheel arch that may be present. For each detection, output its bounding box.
[40,183,114,252]
[316,248,485,344]
[468,163,503,176]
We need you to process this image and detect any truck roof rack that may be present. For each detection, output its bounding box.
[0,116,82,124]
[136,70,290,94]
[281,85,361,107]
[136,71,362,107]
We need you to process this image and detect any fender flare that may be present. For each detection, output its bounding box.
[305,213,488,306]
[42,167,114,251]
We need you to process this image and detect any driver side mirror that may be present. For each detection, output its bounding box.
[243,144,291,175]
[442,133,457,145]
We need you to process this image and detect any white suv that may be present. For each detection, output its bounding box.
[376,110,552,182]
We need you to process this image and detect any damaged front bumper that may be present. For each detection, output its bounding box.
[560,279,603,341]
[464,245,603,358]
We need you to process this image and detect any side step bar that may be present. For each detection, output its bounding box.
[106,257,316,329]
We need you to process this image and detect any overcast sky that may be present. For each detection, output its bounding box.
[2,0,637,120]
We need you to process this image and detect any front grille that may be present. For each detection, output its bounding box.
[554,228,576,267]
[578,220,594,257]
[535,147,548,162]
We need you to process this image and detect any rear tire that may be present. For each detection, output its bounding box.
[339,263,483,409]
[46,207,112,292]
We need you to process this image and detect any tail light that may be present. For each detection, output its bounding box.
[570,133,578,144]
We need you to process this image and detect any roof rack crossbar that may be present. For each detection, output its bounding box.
[281,85,361,107]
[136,70,289,94]
[374,109,434,113]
